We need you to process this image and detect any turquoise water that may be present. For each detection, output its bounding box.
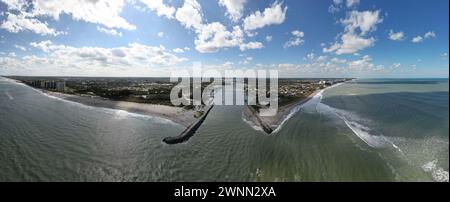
[0,77,448,181]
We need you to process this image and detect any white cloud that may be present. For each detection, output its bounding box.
[171,0,264,53]
[14,44,26,51]
[284,30,305,48]
[0,12,65,36]
[331,57,346,64]
[243,2,287,31]
[336,33,375,55]
[172,47,191,53]
[306,53,315,60]
[412,36,423,43]
[157,31,164,38]
[28,40,187,67]
[291,30,304,38]
[284,38,304,49]
[140,0,175,19]
[195,23,243,53]
[347,55,375,71]
[265,35,273,42]
[341,10,383,36]
[97,26,122,37]
[412,31,436,43]
[346,0,360,8]
[218,0,247,22]
[324,10,381,55]
[240,56,253,64]
[0,0,135,37]
[424,31,436,39]
[239,41,264,51]
[1,40,191,76]
[329,0,358,13]
[173,48,184,53]
[388,30,405,41]
[32,0,135,30]
[175,0,203,30]
[391,63,401,69]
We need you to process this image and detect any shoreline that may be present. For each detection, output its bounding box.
[45,91,198,127]
[10,79,197,127]
[243,82,348,134]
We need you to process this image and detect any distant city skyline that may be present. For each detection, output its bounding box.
[0,0,448,78]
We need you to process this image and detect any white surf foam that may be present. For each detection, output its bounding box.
[271,83,345,134]
[241,113,264,132]
[5,91,13,100]
[24,84,180,126]
[316,101,403,153]
[422,160,449,182]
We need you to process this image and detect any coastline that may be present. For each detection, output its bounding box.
[10,78,197,127]
[45,91,198,127]
[243,82,347,134]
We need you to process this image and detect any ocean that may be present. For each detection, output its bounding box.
[0,77,448,181]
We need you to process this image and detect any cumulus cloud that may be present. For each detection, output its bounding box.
[412,36,423,43]
[14,44,26,51]
[324,10,381,55]
[391,63,401,69]
[265,35,273,42]
[0,12,65,36]
[243,2,287,31]
[172,0,265,53]
[32,0,135,30]
[329,0,359,13]
[247,54,386,77]
[284,30,305,48]
[424,31,436,39]
[218,0,247,22]
[28,40,187,67]
[0,0,135,36]
[175,0,203,30]
[346,0,360,8]
[412,31,436,43]
[341,10,383,36]
[173,48,185,53]
[195,23,243,53]
[239,41,264,51]
[388,30,405,41]
[97,26,122,37]
[347,55,376,71]
[140,0,175,19]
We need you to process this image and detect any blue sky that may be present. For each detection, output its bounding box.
[0,0,448,78]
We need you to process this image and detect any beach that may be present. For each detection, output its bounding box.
[37,89,197,127]
[243,82,345,134]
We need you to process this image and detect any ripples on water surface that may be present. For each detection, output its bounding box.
[0,77,448,181]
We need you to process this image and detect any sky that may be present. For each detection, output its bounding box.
[0,0,448,78]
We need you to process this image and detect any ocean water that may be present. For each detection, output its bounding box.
[0,77,448,181]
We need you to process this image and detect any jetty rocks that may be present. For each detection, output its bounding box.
[163,104,214,144]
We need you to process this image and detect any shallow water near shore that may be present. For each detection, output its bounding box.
[0,77,448,181]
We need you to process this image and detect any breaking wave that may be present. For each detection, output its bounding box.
[241,113,264,132]
[422,160,449,182]
[272,83,345,133]
[26,84,179,126]
[316,102,402,152]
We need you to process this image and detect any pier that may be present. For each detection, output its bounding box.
[163,104,215,144]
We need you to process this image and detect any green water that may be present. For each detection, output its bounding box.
[0,77,448,181]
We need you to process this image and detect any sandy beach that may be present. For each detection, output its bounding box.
[243,82,345,134]
[43,91,198,127]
